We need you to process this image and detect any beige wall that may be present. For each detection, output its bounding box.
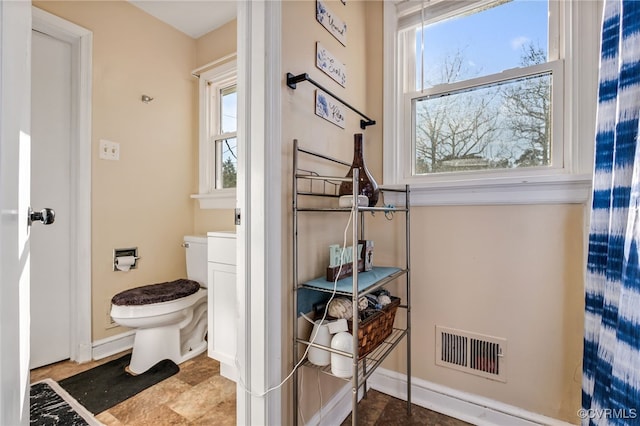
[195,19,237,69]
[282,1,584,424]
[281,0,384,422]
[192,18,238,235]
[34,1,236,341]
[367,204,585,422]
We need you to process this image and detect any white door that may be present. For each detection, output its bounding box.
[29,29,72,369]
[0,1,33,425]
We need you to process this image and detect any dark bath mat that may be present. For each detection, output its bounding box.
[58,353,179,414]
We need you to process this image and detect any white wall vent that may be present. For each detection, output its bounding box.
[435,326,507,382]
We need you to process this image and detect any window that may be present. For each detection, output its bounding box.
[409,0,560,176]
[384,0,597,205]
[193,59,237,208]
[214,84,237,189]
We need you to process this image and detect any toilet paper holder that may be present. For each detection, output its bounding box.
[113,247,140,271]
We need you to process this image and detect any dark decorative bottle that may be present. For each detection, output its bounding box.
[339,133,379,207]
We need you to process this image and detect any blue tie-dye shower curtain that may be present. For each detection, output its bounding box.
[583,1,640,425]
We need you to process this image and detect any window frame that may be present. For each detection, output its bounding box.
[404,60,564,182]
[192,59,237,209]
[383,0,597,206]
[212,82,237,190]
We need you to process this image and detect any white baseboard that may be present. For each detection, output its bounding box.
[74,341,93,364]
[368,368,576,426]
[220,363,238,383]
[91,330,134,360]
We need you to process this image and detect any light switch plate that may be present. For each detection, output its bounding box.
[99,139,120,161]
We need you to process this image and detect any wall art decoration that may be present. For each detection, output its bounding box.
[315,90,345,129]
[316,42,346,87]
[316,0,347,46]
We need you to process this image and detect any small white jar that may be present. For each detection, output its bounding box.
[331,331,353,378]
[308,319,331,366]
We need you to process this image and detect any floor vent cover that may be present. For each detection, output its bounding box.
[435,326,507,382]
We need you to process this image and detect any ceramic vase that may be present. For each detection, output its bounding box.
[339,133,379,207]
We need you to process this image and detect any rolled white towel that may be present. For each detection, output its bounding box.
[377,295,391,306]
[358,297,369,311]
[328,298,353,319]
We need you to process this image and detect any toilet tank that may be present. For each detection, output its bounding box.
[184,235,208,287]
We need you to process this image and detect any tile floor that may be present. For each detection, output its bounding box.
[342,390,472,426]
[31,351,236,425]
[31,352,470,425]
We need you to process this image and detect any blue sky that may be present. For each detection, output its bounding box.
[417,0,548,87]
[221,89,237,134]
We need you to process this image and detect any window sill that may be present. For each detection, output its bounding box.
[386,174,592,207]
[191,189,236,209]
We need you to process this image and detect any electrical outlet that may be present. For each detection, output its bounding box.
[99,139,120,161]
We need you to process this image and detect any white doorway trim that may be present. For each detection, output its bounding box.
[236,1,282,424]
[32,7,92,364]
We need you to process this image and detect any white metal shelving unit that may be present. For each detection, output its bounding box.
[292,139,411,425]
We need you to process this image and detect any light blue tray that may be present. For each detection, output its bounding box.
[302,266,402,294]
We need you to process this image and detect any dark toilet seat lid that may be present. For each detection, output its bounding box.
[111,279,201,306]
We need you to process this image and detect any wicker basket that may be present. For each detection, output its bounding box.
[348,296,400,359]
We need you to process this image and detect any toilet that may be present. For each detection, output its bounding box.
[110,235,208,374]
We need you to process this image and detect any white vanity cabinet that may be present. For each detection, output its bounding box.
[207,231,237,382]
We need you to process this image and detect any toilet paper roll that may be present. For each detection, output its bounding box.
[115,255,136,271]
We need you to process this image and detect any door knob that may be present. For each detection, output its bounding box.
[28,207,55,226]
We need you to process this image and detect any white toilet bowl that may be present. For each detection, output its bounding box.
[110,236,208,374]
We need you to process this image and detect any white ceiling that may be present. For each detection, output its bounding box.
[128,1,237,39]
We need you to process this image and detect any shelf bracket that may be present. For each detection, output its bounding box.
[286,72,376,130]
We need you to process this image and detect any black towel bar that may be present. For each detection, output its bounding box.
[286,72,376,130]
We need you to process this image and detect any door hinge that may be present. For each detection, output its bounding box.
[234,208,241,225]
